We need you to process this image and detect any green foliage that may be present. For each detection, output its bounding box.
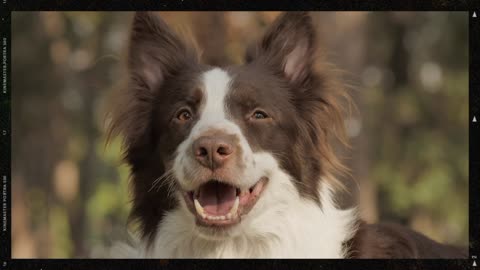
[365,12,468,244]
[50,206,74,258]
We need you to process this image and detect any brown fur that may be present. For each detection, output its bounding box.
[345,222,467,258]
[240,12,351,199]
[107,12,207,243]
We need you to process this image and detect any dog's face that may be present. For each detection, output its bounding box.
[110,12,346,242]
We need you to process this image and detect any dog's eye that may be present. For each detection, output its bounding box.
[252,110,269,120]
[176,109,193,122]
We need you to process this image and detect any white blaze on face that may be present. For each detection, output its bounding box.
[172,68,256,191]
[191,68,231,135]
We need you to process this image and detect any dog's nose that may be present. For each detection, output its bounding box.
[192,135,235,170]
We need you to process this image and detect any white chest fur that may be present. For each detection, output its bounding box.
[141,172,357,258]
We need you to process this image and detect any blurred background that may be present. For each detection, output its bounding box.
[11,12,468,258]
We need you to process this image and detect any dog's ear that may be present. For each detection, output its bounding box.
[129,12,198,91]
[246,12,316,86]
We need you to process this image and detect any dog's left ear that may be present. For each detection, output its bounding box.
[246,12,316,86]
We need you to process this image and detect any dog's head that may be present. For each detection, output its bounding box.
[108,12,348,243]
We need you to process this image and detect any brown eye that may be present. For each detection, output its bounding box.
[252,110,269,120]
[176,109,192,122]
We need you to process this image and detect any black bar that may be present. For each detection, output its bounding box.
[469,10,480,260]
[4,259,471,270]
[0,4,11,270]
[5,0,476,12]
[1,2,478,270]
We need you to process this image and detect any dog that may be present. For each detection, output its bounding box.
[107,11,467,258]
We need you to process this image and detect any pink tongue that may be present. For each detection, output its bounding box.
[198,181,237,215]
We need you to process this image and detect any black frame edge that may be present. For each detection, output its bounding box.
[0,4,11,270]
[1,3,478,270]
[5,0,475,12]
[469,9,480,263]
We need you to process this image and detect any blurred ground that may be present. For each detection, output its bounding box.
[11,12,468,258]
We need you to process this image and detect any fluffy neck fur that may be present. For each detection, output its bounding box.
[129,161,358,258]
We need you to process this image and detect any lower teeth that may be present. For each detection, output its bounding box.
[193,196,240,221]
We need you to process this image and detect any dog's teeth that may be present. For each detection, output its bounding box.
[195,197,239,221]
[194,199,204,215]
[203,214,227,221]
[227,196,239,217]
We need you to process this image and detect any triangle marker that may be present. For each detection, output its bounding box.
[474,116,477,123]
[474,260,477,267]
[474,12,477,18]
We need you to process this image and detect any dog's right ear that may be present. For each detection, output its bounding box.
[245,12,316,87]
[128,12,198,91]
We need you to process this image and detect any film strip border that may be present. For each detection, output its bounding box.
[470,9,480,266]
[1,0,474,11]
[0,6,476,270]
[0,4,9,269]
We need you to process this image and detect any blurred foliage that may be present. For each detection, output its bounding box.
[363,12,468,245]
[11,12,468,258]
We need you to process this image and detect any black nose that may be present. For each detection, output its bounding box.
[192,135,235,170]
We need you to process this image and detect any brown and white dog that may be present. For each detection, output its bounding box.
[108,12,466,258]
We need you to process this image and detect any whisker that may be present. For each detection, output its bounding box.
[149,169,174,193]
[158,173,178,200]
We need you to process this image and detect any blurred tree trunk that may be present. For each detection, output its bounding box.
[338,13,378,223]
[192,12,229,66]
[376,14,410,224]
[67,15,113,257]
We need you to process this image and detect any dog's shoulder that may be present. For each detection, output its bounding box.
[346,222,467,258]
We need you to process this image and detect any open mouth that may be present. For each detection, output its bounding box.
[183,177,268,227]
